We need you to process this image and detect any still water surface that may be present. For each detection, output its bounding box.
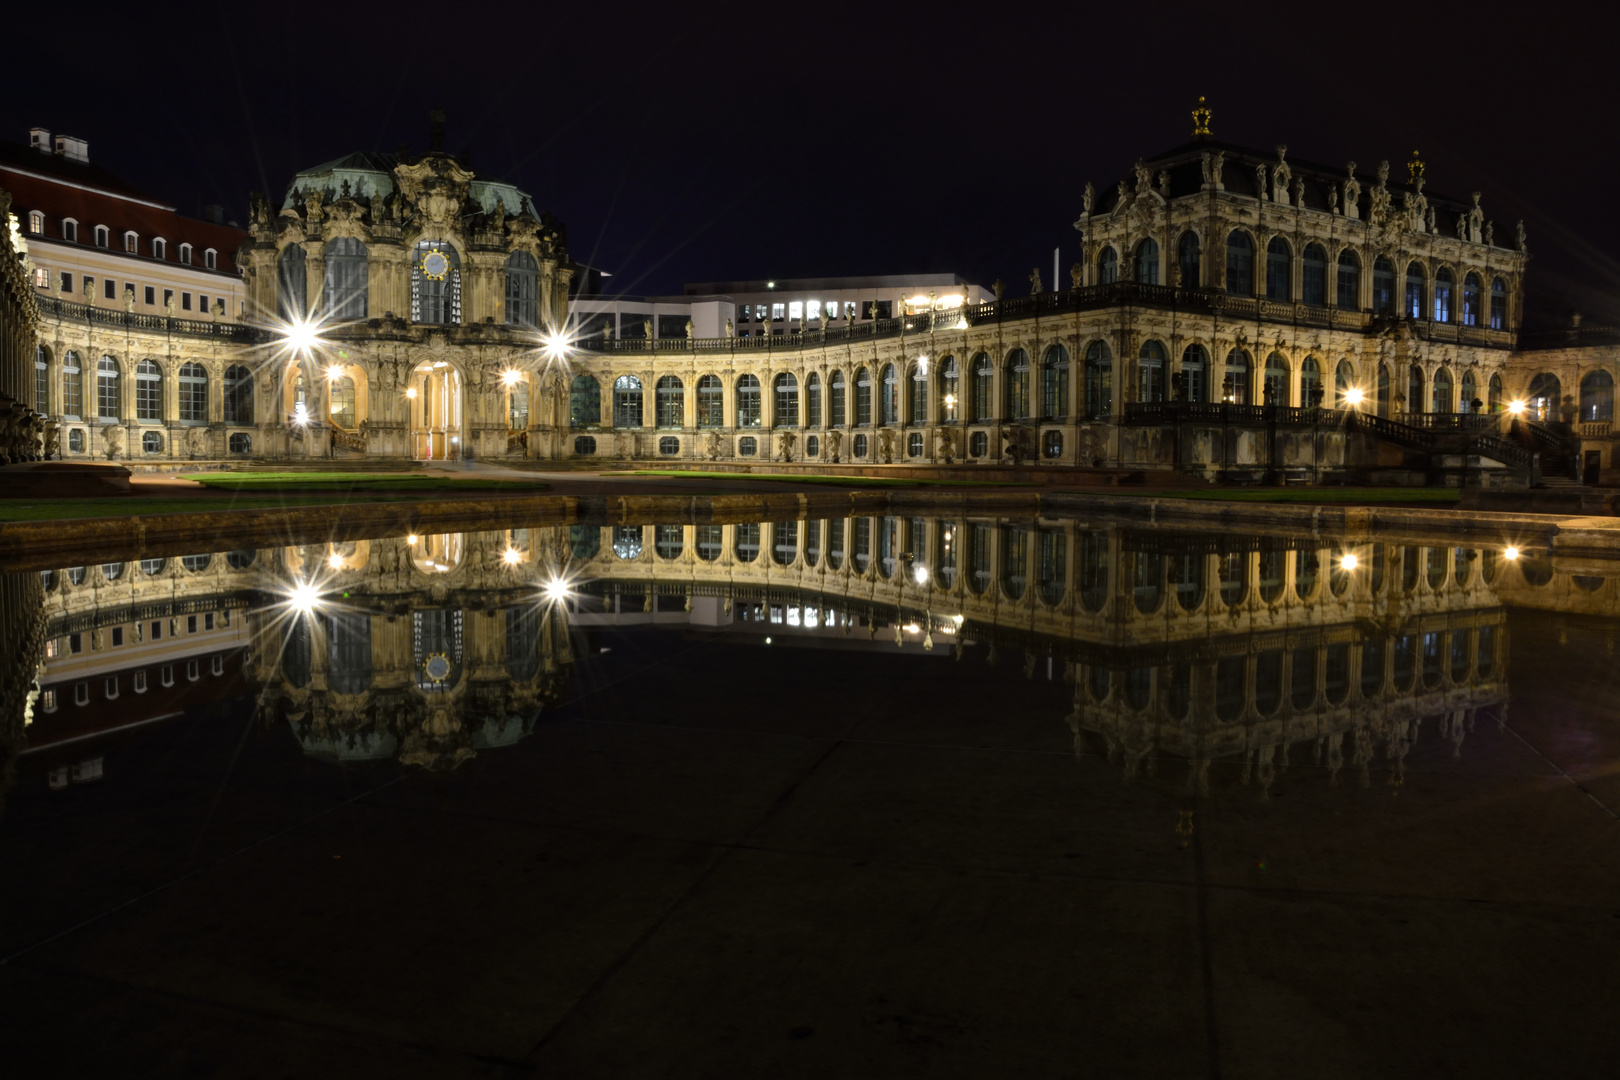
[2,512,1617,1077]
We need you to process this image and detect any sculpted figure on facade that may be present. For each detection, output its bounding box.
[100,423,124,460]
[1133,159,1152,196]
[1272,145,1291,204]
[1255,164,1269,200]
[824,429,842,463]
[1343,163,1360,219]
[935,427,955,464]
[1467,194,1484,243]
[1516,220,1527,253]
[877,428,896,464]
[1028,268,1043,296]
[1069,263,1084,289]
[1081,181,1095,216]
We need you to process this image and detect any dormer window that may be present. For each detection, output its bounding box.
[62,218,78,242]
[124,231,138,253]
[93,225,109,248]
[27,211,43,234]
[179,243,192,264]
[204,248,217,269]
[152,237,167,260]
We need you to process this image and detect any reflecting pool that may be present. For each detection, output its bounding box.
[2,511,1618,1077]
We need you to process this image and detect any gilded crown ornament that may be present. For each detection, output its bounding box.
[1191,96,1212,137]
[1407,150,1425,185]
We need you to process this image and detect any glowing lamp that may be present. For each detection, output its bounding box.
[289,580,321,615]
[283,318,319,355]
[1508,399,1526,415]
[913,565,929,585]
[543,578,569,603]
[406,534,419,545]
[1503,546,1520,561]
[1340,553,1359,571]
[326,366,340,380]
[1344,388,1365,406]
[405,387,418,399]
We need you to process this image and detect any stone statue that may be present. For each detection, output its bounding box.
[1369,184,1391,227]
[101,423,124,460]
[186,426,208,457]
[1081,182,1095,215]
[491,197,506,232]
[1028,268,1043,295]
[340,178,352,200]
[1456,214,1468,240]
[1376,160,1389,187]
[1134,159,1152,196]
[1425,205,1437,234]
[725,317,735,338]
[1255,164,1269,200]
[824,429,842,463]
[703,431,721,461]
[777,431,795,461]
[992,279,1005,302]
[1467,193,1484,243]
[370,192,384,222]
[1157,170,1171,198]
[1069,262,1084,289]
[1200,152,1214,188]
[1272,145,1291,204]
[1210,150,1225,189]
[1115,180,1129,207]
[643,317,653,341]
[877,428,896,464]
[1343,163,1361,219]
[1484,221,1495,246]
[684,319,694,340]
[1328,188,1339,214]
[935,427,955,464]
[1515,220,1527,253]
[213,298,225,318]
[304,186,325,224]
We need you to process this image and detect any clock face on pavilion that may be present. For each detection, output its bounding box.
[420,249,451,281]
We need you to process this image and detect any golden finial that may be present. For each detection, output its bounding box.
[1407,149,1425,185]
[1191,96,1212,137]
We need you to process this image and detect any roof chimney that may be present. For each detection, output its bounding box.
[53,135,89,163]
[29,128,51,154]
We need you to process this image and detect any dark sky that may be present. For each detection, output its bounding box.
[8,1,1617,325]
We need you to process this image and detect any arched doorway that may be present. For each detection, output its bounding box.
[410,361,463,459]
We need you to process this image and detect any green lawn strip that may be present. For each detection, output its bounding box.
[598,470,1027,488]
[1144,488,1463,505]
[0,493,428,522]
[192,473,549,492]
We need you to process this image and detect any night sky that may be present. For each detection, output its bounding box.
[8,2,1616,325]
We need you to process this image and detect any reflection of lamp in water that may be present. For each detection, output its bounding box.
[406,387,418,400]
[328,552,344,570]
[406,534,418,545]
[289,580,321,615]
[502,547,522,566]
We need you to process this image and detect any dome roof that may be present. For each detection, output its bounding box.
[281,150,535,219]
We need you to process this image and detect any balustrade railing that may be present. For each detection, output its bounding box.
[37,296,263,343]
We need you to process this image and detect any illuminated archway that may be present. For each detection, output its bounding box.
[410,361,464,460]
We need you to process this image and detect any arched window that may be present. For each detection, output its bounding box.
[570,374,601,428]
[1489,374,1504,413]
[805,372,822,427]
[1407,365,1424,414]
[854,367,872,426]
[774,373,799,427]
[1528,373,1561,422]
[938,356,959,422]
[879,364,899,425]
[1580,371,1615,421]
[1177,230,1201,287]
[1225,231,1254,296]
[1263,352,1289,406]
[509,378,529,429]
[35,345,49,413]
[1462,273,1483,327]
[1405,262,1426,319]
[224,365,253,424]
[1180,345,1207,403]
[1084,340,1112,418]
[411,241,461,325]
[1138,341,1166,403]
[1098,246,1119,284]
[1460,371,1477,413]
[1336,249,1361,308]
[1432,368,1453,413]
[152,237,167,260]
[1490,278,1507,330]
[1335,360,1355,406]
[613,375,643,428]
[969,354,993,421]
[135,360,162,422]
[736,374,761,427]
[1433,267,1454,322]
[1300,356,1322,407]
[1225,350,1251,404]
[96,356,119,420]
[504,251,539,327]
[1265,237,1291,301]
[178,362,208,423]
[1004,349,1029,419]
[655,375,683,429]
[322,237,368,319]
[909,362,928,424]
[1372,256,1396,313]
[1042,345,1069,419]
[1134,238,1159,284]
[697,374,724,427]
[277,244,306,320]
[829,371,846,426]
[329,375,357,428]
[1302,243,1327,306]
[179,242,192,264]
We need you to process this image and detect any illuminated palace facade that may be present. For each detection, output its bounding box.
[11,114,1620,479]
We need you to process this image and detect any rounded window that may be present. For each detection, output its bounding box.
[658,436,679,456]
[142,430,163,453]
[612,526,643,560]
[1043,431,1062,458]
[969,431,988,457]
[182,554,212,572]
[738,436,757,457]
[907,432,923,457]
[805,434,819,457]
[229,432,252,454]
[574,435,596,455]
[68,428,85,453]
[853,433,868,457]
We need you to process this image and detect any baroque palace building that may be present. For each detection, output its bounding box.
[4,106,1618,481]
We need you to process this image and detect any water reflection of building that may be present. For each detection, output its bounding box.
[250,532,574,770]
